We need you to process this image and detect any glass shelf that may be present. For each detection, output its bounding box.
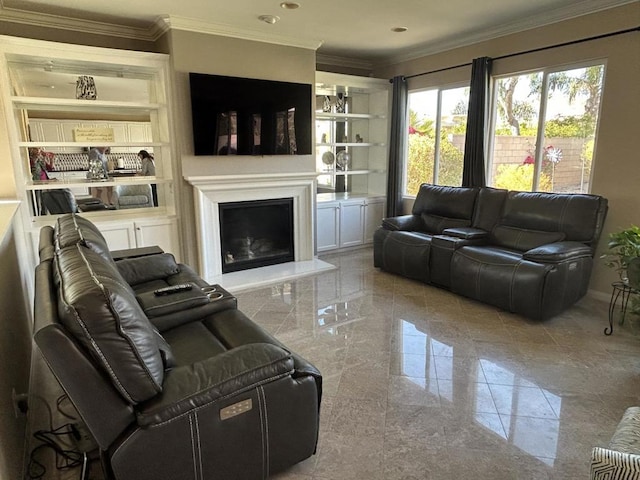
[316,142,383,148]
[25,176,170,191]
[11,96,161,114]
[316,112,385,121]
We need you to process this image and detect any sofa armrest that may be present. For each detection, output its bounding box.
[136,288,210,318]
[382,215,423,231]
[111,245,164,260]
[442,227,488,240]
[590,447,640,479]
[136,343,294,426]
[522,241,593,263]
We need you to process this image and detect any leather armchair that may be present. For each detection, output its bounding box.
[114,184,153,209]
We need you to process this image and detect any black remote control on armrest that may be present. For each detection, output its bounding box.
[153,283,193,296]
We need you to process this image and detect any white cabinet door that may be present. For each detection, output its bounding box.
[317,202,339,252]
[99,222,137,250]
[133,218,179,258]
[94,217,179,257]
[364,198,385,244]
[339,200,365,248]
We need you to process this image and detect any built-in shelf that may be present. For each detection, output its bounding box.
[1,35,181,259]
[11,96,161,114]
[316,142,382,148]
[315,71,390,199]
[318,169,380,176]
[24,176,169,190]
[316,112,385,121]
[18,141,165,148]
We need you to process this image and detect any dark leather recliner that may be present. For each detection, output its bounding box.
[374,184,608,320]
[41,188,78,214]
[34,214,322,479]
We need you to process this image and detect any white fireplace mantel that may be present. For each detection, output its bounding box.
[185,172,318,282]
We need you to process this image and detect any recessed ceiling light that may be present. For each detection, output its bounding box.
[280,2,300,9]
[258,14,280,24]
[391,27,408,33]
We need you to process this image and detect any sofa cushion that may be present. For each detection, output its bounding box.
[500,191,607,245]
[54,213,112,262]
[116,253,180,286]
[523,241,593,263]
[491,225,566,252]
[472,187,508,232]
[54,244,166,404]
[420,213,471,234]
[411,184,478,232]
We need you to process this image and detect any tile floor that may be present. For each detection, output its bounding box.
[28,247,640,479]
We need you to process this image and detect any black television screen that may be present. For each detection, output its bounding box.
[189,73,312,156]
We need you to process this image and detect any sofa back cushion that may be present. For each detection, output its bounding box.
[498,191,608,247]
[54,214,112,262]
[491,225,566,252]
[472,187,508,232]
[54,244,166,404]
[412,184,479,234]
[116,253,180,286]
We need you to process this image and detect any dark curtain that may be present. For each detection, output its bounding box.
[462,57,492,187]
[386,75,408,217]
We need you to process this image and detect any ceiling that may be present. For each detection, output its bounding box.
[0,0,634,64]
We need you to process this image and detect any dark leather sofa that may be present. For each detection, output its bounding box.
[34,213,322,480]
[374,184,608,320]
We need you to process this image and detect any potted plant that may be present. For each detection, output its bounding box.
[601,225,640,283]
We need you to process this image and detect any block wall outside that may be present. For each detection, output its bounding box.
[451,134,591,192]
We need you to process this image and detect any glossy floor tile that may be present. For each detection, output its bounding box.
[28,247,640,479]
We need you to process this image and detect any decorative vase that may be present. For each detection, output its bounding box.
[336,150,350,170]
[335,93,346,113]
[322,95,332,112]
[76,76,97,100]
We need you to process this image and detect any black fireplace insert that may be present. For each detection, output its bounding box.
[219,198,294,273]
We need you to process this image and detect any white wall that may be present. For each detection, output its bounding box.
[0,203,33,480]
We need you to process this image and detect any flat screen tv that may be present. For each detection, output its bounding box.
[189,73,312,156]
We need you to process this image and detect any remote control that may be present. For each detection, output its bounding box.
[153,283,193,296]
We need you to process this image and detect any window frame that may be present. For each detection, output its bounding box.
[403,81,470,198]
[486,59,607,193]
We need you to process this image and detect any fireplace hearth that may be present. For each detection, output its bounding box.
[220,198,294,273]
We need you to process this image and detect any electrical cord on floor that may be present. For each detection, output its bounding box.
[56,393,80,421]
[27,423,84,479]
[26,394,85,480]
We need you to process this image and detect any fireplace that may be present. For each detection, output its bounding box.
[186,172,335,288]
[220,198,294,273]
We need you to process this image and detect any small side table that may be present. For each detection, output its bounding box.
[605,281,639,335]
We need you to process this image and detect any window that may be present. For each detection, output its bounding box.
[488,63,605,193]
[404,86,469,196]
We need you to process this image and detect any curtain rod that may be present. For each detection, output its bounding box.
[402,25,639,81]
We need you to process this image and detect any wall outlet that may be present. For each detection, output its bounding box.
[11,388,28,418]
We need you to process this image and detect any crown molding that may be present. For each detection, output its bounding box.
[376,0,638,67]
[0,0,153,41]
[315,53,373,71]
[156,15,323,50]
